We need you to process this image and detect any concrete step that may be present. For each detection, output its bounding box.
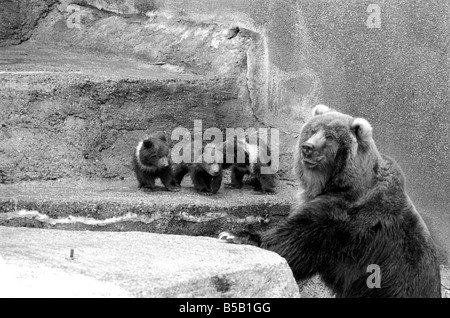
[0,226,300,297]
[0,177,293,236]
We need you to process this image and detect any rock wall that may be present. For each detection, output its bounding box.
[0,68,239,182]
[0,0,58,46]
[0,3,253,181]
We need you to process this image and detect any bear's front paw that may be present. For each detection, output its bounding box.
[219,230,261,246]
[218,231,238,243]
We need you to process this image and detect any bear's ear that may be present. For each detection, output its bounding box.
[158,134,167,142]
[312,104,333,116]
[143,139,154,148]
[351,118,373,141]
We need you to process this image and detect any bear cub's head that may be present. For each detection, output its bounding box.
[138,135,171,169]
[295,104,381,199]
[199,142,223,176]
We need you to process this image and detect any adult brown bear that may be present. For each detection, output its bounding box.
[220,105,441,298]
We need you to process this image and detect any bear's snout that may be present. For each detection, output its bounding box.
[301,130,327,162]
[207,163,221,176]
[301,143,315,157]
[158,157,169,168]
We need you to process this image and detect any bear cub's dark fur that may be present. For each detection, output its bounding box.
[132,135,177,191]
[223,136,276,193]
[220,105,441,298]
[173,141,223,195]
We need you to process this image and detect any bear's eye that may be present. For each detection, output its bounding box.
[325,135,334,141]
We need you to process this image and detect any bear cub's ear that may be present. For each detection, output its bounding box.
[351,118,373,140]
[312,104,333,116]
[143,139,154,148]
[158,134,167,142]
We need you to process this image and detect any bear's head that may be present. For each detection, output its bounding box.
[196,141,223,177]
[222,134,272,170]
[294,105,382,199]
[138,135,171,169]
[201,161,222,177]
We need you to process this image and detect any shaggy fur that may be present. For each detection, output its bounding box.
[220,105,441,298]
[173,142,223,195]
[132,135,176,191]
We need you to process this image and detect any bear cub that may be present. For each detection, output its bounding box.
[223,136,276,194]
[220,105,441,298]
[132,135,177,191]
[173,141,223,195]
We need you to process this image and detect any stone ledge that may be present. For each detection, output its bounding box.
[0,178,293,236]
[0,226,300,298]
